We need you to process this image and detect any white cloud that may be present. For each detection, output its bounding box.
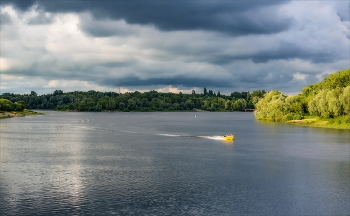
[293,72,308,80]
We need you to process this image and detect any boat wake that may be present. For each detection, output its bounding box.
[158,134,182,137]
[198,136,225,140]
[79,127,233,141]
[121,130,139,133]
[158,134,231,141]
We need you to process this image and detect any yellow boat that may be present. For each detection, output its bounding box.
[222,134,234,140]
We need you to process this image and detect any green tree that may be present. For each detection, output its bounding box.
[185,99,194,110]
[141,98,149,107]
[119,102,125,110]
[339,86,350,115]
[107,98,116,110]
[254,90,286,121]
[53,90,63,96]
[232,98,247,111]
[326,89,343,117]
[173,103,179,110]
[127,99,136,110]
[0,99,13,111]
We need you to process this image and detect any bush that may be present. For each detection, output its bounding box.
[328,115,350,124]
[284,113,295,121]
[0,99,25,111]
[293,114,302,120]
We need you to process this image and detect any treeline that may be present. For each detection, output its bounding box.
[255,68,350,123]
[0,89,266,112]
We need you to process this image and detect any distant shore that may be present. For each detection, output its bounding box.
[0,110,45,119]
[193,108,210,112]
[61,108,212,112]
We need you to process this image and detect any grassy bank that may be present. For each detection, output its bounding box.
[0,109,45,119]
[286,116,350,129]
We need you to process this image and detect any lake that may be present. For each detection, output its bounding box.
[0,111,349,215]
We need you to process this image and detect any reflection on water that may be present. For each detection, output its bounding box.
[0,111,349,215]
[1,117,87,215]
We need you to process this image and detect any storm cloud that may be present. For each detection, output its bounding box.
[3,0,292,35]
[0,0,349,95]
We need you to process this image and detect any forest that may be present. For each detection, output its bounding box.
[254,68,350,125]
[0,88,266,112]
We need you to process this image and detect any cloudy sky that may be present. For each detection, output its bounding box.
[0,0,349,95]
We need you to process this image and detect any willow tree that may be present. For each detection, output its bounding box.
[254,90,285,121]
[255,90,303,121]
[339,86,350,115]
[326,89,343,117]
[308,88,344,118]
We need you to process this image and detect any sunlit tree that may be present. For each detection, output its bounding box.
[339,86,350,115]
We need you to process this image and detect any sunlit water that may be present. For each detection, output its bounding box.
[1,111,349,215]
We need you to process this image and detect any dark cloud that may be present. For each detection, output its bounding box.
[100,75,232,89]
[27,12,53,25]
[80,23,128,38]
[100,62,135,68]
[0,11,12,25]
[334,1,350,22]
[250,42,344,64]
[79,17,139,37]
[0,0,36,10]
[207,41,345,65]
[1,0,292,36]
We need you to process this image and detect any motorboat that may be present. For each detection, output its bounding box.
[222,134,234,140]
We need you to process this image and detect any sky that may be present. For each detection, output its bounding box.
[0,0,349,95]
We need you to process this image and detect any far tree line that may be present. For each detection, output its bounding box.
[0,88,267,112]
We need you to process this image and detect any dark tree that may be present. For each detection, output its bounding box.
[53,90,63,96]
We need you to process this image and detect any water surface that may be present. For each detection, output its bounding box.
[1,111,349,215]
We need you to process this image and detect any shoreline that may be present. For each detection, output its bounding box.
[287,121,350,129]
[258,118,350,130]
[287,118,350,129]
[57,108,218,112]
[0,110,46,119]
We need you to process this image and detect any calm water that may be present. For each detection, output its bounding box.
[0,111,349,215]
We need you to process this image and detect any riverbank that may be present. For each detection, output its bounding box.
[0,109,45,119]
[286,117,350,129]
[257,116,350,129]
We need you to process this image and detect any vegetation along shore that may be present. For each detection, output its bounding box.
[0,99,44,118]
[254,69,350,129]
